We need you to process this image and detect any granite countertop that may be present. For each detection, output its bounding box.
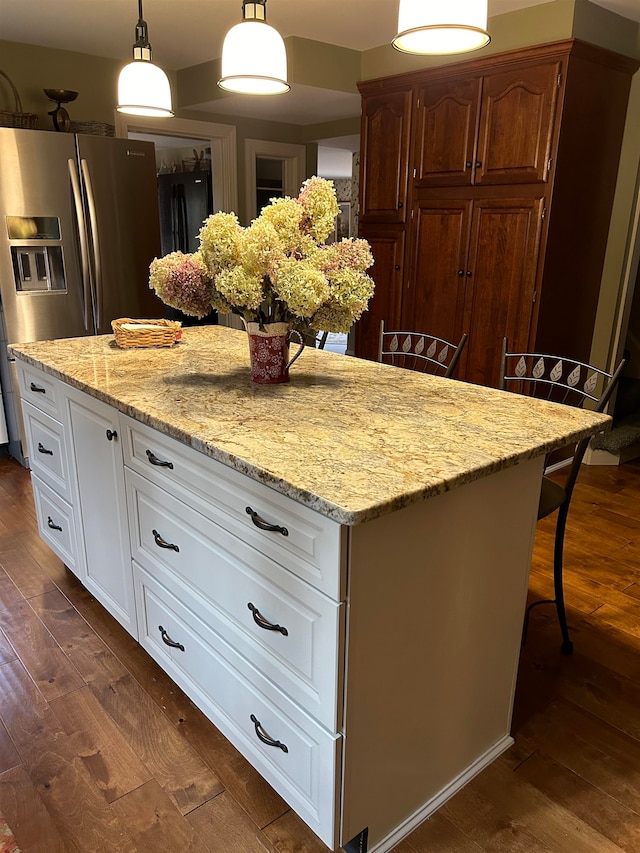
[10,326,610,525]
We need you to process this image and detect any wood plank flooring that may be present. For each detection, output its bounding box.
[1,453,640,851]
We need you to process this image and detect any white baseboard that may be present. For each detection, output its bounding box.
[362,735,514,853]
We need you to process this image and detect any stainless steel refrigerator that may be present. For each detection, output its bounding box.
[0,127,163,465]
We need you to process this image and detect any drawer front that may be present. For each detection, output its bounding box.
[22,401,71,501]
[17,361,61,419]
[127,469,343,731]
[134,563,340,849]
[31,474,81,574]
[121,414,345,600]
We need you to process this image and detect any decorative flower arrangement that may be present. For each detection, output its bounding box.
[149,177,375,335]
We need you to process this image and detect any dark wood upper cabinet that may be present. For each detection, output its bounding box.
[355,40,638,385]
[413,77,481,188]
[359,88,413,224]
[476,61,561,186]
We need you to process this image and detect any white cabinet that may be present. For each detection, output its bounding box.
[17,365,546,853]
[64,385,136,637]
[122,415,345,846]
[17,363,84,579]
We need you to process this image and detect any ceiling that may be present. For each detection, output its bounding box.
[2,0,639,126]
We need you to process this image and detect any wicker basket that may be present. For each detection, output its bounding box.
[0,70,38,129]
[112,318,182,348]
[70,120,116,137]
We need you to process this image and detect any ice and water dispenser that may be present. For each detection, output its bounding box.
[7,216,66,293]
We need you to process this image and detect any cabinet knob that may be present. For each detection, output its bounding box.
[458,270,465,277]
[397,201,403,209]
[465,161,473,169]
[395,264,401,271]
[466,271,472,277]
[106,428,118,441]
[475,161,482,168]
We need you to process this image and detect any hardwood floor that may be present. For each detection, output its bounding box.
[1,453,640,851]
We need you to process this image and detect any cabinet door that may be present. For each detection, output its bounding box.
[403,199,471,345]
[359,89,413,224]
[65,387,136,636]
[476,62,561,185]
[461,197,545,387]
[354,227,405,361]
[414,77,481,188]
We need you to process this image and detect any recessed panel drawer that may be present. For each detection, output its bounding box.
[22,401,71,501]
[16,361,61,420]
[31,474,80,574]
[121,414,345,600]
[134,562,340,850]
[126,469,344,731]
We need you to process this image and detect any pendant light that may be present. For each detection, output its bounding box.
[218,1,290,95]
[393,0,491,55]
[117,0,174,117]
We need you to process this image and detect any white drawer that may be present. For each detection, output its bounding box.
[22,401,71,502]
[31,474,81,575]
[126,469,344,731]
[120,414,345,600]
[17,361,61,420]
[134,562,340,850]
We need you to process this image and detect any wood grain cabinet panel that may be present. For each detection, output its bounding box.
[359,88,413,224]
[414,77,481,188]
[403,199,471,345]
[354,226,406,361]
[462,197,544,387]
[476,62,560,186]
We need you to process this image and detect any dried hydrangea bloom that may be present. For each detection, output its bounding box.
[241,218,284,279]
[215,267,265,312]
[298,176,340,244]
[148,251,213,317]
[259,197,304,255]
[272,258,330,318]
[198,212,242,275]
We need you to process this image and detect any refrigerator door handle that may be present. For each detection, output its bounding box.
[68,158,92,331]
[80,158,103,329]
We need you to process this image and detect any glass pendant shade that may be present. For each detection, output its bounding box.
[393,0,491,55]
[117,60,173,116]
[218,2,289,95]
[116,0,174,116]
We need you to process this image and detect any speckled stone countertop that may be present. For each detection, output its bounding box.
[10,326,610,525]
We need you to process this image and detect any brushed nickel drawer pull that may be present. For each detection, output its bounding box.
[158,625,185,652]
[146,449,174,469]
[152,529,180,552]
[30,382,46,393]
[37,442,53,455]
[47,516,62,531]
[245,507,288,536]
[247,603,289,636]
[250,714,288,753]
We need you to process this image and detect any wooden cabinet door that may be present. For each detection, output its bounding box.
[476,62,561,186]
[359,89,413,224]
[414,77,481,188]
[461,197,545,387]
[403,199,471,345]
[354,227,405,361]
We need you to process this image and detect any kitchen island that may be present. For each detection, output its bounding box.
[10,326,609,853]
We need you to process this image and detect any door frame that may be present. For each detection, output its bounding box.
[114,113,238,214]
[244,139,306,222]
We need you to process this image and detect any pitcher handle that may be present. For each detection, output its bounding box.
[286,329,305,370]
